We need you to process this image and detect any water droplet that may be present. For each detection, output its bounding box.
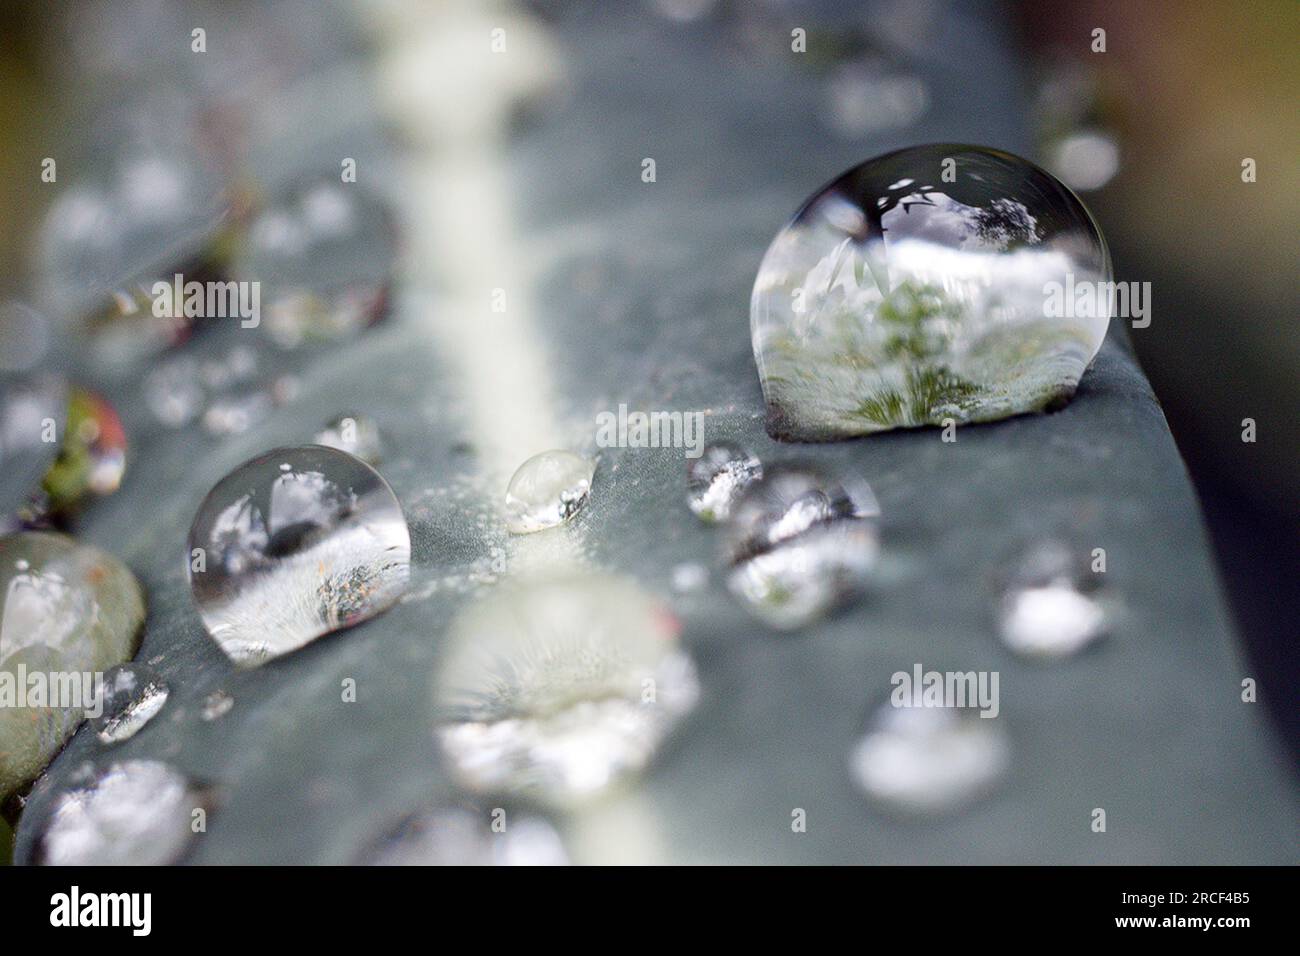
[432,573,699,806]
[686,442,761,523]
[200,690,234,721]
[364,806,568,866]
[0,532,144,798]
[826,61,928,137]
[201,389,273,436]
[245,181,392,349]
[997,541,1108,658]
[93,665,169,744]
[315,413,385,465]
[39,387,127,518]
[504,450,595,534]
[143,356,205,427]
[751,145,1111,440]
[849,700,1009,816]
[723,464,879,629]
[670,562,708,593]
[37,760,202,865]
[0,375,66,522]
[187,445,410,667]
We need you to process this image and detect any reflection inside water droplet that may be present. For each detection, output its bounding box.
[432,573,698,805]
[187,445,410,667]
[686,443,761,523]
[37,760,201,865]
[93,665,169,744]
[504,450,595,534]
[723,464,879,629]
[849,700,1009,816]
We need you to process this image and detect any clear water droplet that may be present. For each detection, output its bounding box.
[432,573,699,806]
[37,760,202,865]
[997,541,1108,658]
[315,413,385,465]
[752,144,1111,440]
[200,689,234,721]
[93,665,169,744]
[849,699,1009,816]
[723,464,879,629]
[686,442,761,523]
[365,806,568,866]
[187,445,410,667]
[503,450,595,534]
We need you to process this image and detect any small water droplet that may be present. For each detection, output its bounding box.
[849,700,1009,816]
[670,562,708,593]
[37,760,202,865]
[504,450,595,534]
[432,573,699,806]
[143,356,204,427]
[997,541,1108,658]
[39,387,127,517]
[201,389,273,436]
[723,464,879,629]
[364,806,568,866]
[200,690,234,721]
[93,665,169,744]
[187,445,410,667]
[686,442,761,523]
[314,413,384,465]
[0,375,67,522]
[751,144,1111,440]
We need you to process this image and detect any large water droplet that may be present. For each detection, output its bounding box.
[751,144,1111,440]
[723,464,879,629]
[504,450,595,534]
[432,573,699,806]
[0,532,145,798]
[37,760,202,865]
[364,806,568,866]
[997,541,1108,658]
[849,700,1009,816]
[686,442,762,523]
[93,665,169,744]
[187,445,410,667]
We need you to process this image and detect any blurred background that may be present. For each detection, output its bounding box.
[0,0,1295,863]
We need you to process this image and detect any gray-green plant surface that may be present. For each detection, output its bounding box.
[9,1,1297,864]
